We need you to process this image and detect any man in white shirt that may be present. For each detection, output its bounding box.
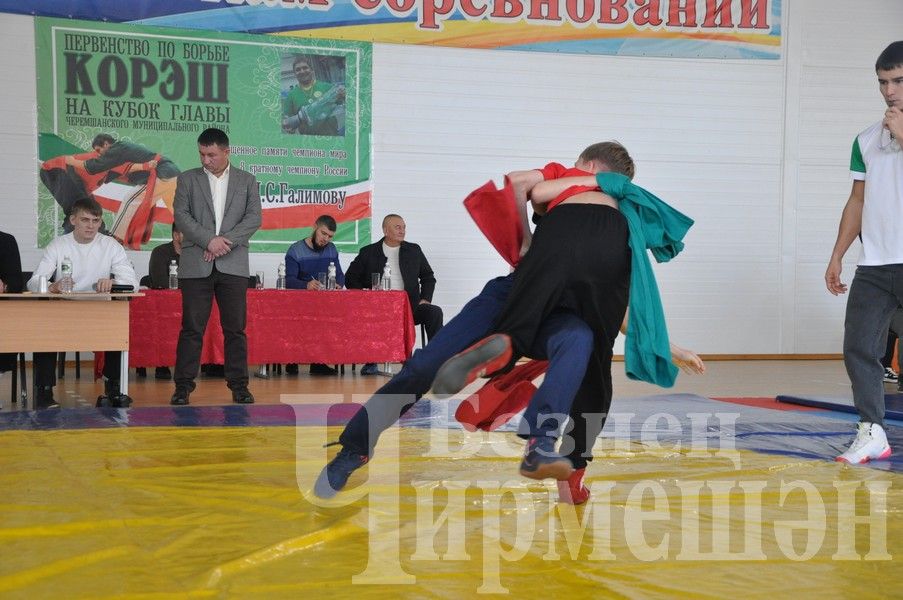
[344,214,443,375]
[826,41,903,463]
[27,197,139,408]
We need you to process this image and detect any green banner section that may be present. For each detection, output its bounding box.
[35,17,372,253]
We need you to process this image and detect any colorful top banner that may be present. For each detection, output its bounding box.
[35,17,373,253]
[8,1,781,60]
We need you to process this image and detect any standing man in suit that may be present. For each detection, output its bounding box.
[171,128,262,405]
[345,214,443,375]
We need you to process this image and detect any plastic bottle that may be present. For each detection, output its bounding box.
[381,264,391,291]
[276,263,286,290]
[59,255,73,293]
[327,261,337,290]
[168,259,179,290]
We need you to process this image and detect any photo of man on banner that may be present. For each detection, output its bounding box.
[281,54,346,137]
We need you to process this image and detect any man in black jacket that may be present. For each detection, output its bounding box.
[345,214,443,374]
[0,230,24,374]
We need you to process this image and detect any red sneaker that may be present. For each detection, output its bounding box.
[431,334,513,398]
[557,468,590,505]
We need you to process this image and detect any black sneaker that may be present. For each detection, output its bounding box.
[96,379,132,408]
[519,436,574,481]
[360,363,379,376]
[34,386,58,410]
[155,367,172,380]
[310,363,338,376]
[97,392,133,408]
[313,448,369,499]
[113,393,133,408]
[231,387,255,404]
[884,368,898,384]
[170,386,191,405]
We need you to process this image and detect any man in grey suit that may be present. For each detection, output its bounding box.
[172,128,262,405]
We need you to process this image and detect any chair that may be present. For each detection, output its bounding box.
[57,351,81,379]
[139,274,152,288]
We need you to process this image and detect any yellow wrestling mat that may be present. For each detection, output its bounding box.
[1,424,901,598]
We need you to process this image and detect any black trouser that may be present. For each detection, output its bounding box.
[175,266,249,391]
[563,344,614,470]
[34,351,121,387]
[495,204,630,362]
[339,274,611,470]
[492,204,628,468]
[412,302,444,341]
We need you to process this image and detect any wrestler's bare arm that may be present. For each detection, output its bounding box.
[507,169,544,256]
[531,175,599,204]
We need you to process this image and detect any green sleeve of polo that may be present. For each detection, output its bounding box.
[850,137,865,174]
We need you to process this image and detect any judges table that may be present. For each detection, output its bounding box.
[129,289,416,367]
[0,292,141,405]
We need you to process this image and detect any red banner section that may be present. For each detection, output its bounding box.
[260,190,371,230]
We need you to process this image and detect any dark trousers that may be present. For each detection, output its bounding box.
[564,345,614,470]
[175,266,249,391]
[843,265,903,426]
[412,302,444,341]
[34,351,121,387]
[340,275,513,455]
[519,311,594,440]
[338,276,606,469]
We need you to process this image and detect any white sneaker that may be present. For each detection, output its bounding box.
[884,368,899,384]
[836,422,892,464]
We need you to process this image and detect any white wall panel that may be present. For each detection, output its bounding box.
[370,41,787,350]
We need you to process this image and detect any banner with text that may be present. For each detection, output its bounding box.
[35,17,372,252]
[10,1,781,61]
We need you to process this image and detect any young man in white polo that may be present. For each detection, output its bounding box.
[825,41,903,463]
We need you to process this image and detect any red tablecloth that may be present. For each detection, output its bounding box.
[128,289,416,367]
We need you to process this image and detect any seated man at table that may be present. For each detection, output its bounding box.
[27,197,139,409]
[345,214,443,375]
[143,222,185,380]
[0,229,24,376]
[285,214,346,375]
[147,223,184,289]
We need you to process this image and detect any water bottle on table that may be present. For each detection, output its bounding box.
[276,263,286,290]
[59,255,73,293]
[168,259,179,290]
[327,261,337,290]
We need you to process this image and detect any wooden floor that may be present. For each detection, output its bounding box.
[0,358,873,412]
